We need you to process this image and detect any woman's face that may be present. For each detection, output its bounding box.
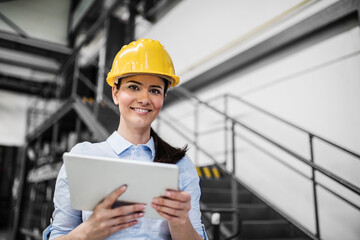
[112,74,166,130]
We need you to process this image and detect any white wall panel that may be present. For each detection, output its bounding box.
[317,187,360,240]
[0,90,30,146]
[142,0,340,84]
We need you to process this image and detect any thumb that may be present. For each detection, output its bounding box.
[99,185,127,209]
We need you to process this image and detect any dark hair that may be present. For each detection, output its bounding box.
[151,128,188,164]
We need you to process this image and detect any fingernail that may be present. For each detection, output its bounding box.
[152,199,158,204]
[121,185,127,190]
[165,191,171,197]
[138,212,144,217]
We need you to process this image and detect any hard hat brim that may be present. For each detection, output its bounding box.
[106,72,179,88]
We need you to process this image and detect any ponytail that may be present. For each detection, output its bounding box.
[150,128,187,164]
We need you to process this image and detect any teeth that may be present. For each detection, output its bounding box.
[133,108,149,113]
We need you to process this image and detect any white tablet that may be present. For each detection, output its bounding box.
[63,152,179,219]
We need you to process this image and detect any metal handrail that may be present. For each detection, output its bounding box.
[205,92,360,160]
[174,87,360,195]
[226,94,360,159]
[170,86,360,239]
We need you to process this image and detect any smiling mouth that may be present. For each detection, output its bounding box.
[130,107,152,113]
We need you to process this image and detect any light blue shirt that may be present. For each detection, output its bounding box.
[50,131,208,239]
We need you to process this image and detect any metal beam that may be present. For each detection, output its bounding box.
[0,11,29,38]
[0,57,58,74]
[0,75,57,97]
[0,30,72,59]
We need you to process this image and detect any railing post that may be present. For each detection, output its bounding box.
[224,94,228,167]
[231,121,238,233]
[211,212,220,240]
[309,134,320,239]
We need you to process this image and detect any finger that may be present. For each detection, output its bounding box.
[107,212,144,227]
[99,185,127,209]
[164,190,191,202]
[156,210,179,221]
[109,204,146,218]
[109,220,139,235]
[151,202,188,218]
[156,211,188,226]
[152,198,187,210]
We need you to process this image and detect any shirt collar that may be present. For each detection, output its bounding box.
[106,131,155,158]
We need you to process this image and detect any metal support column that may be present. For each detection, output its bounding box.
[71,55,80,98]
[231,121,238,233]
[309,134,320,239]
[224,94,229,167]
[95,26,107,119]
[10,146,27,240]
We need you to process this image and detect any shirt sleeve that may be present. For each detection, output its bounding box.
[178,156,208,240]
[49,143,86,240]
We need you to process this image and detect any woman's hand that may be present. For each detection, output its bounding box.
[151,190,191,226]
[73,185,145,240]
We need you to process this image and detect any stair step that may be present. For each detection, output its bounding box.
[201,189,262,204]
[238,220,306,239]
[199,167,311,240]
[202,203,282,221]
[200,177,244,190]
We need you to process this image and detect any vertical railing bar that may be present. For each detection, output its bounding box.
[309,134,321,239]
[224,94,228,167]
[231,121,238,233]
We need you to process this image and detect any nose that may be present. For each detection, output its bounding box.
[137,89,150,105]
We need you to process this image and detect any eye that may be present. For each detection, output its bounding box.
[128,85,139,91]
[149,89,162,95]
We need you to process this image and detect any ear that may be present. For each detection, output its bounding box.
[112,85,119,105]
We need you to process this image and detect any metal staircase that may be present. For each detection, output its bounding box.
[199,167,310,240]
[157,87,360,240]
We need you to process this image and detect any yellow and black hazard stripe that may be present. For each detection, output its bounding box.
[196,166,222,179]
[82,97,95,104]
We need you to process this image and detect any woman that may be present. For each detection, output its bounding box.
[49,39,207,240]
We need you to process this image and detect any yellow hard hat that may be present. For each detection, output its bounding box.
[106,38,180,87]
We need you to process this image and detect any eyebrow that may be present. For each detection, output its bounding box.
[127,80,163,89]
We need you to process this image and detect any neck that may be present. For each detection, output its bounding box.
[117,120,151,145]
